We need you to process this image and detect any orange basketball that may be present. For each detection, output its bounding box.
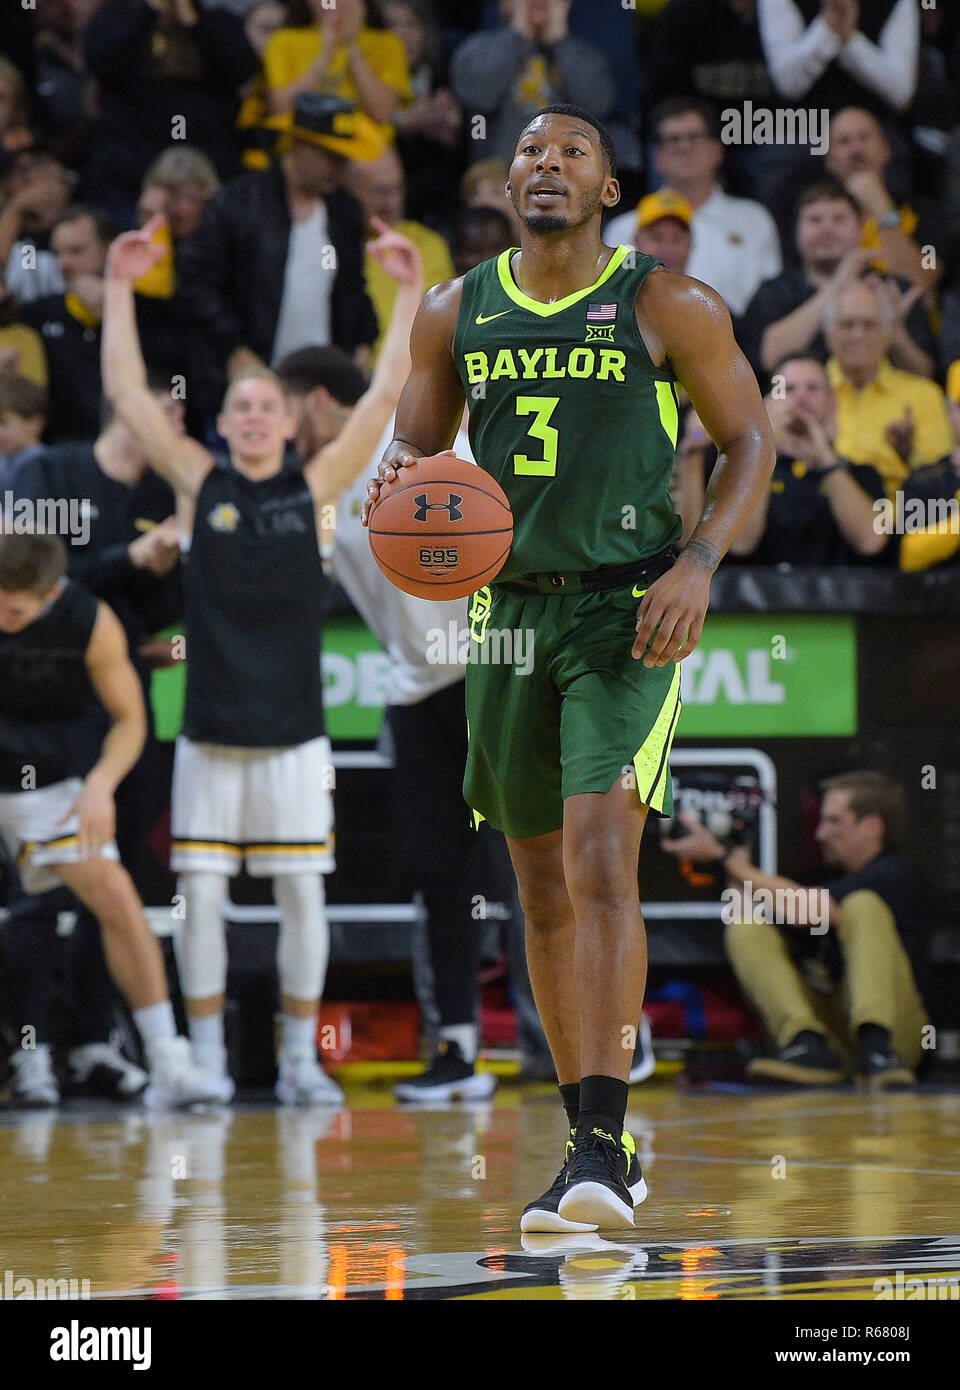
[367,453,513,600]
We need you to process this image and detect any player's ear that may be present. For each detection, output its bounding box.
[602,177,621,210]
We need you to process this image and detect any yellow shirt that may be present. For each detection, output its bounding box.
[365,219,454,358]
[263,26,411,144]
[827,356,957,497]
[0,324,48,388]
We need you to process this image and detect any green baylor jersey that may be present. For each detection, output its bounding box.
[453,244,683,583]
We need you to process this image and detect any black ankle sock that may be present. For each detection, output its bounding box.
[576,1075,629,1137]
[558,1082,580,1130]
[858,1023,890,1051]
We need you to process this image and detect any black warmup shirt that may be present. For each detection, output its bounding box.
[10,444,181,666]
[749,454,888,567]
[182,461,328,747]
[824,853,927,977]
[0,581,98,790]
[793,853,929,997]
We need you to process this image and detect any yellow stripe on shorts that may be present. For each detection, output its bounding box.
[632,663,682,811]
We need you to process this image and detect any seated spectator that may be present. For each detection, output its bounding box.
[263,0,411,144]
[383,0,465,229]
[630,190,693,275]
[453,205,513,275]
[825,280,955,496]
[897,370,960,573]
[346,147,454,356]
[20,203,186,441]
[137,146,220,248]
[740,181,936,380]
[177,94,380,420]
[664,770,929,1088]
[824,106,939,288]
[0,376,48,491]
[0,284,49,390]
[461,156,522,240]
[603,99,782,317]
[730,354,888,564]
[450,0,617,166]
[0,147,74,304]
[82,0,259,218]
[31,0,103,165]
[0,58,35,155]
[757,0,920,118]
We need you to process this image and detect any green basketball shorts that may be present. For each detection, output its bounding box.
[463,579,683,840]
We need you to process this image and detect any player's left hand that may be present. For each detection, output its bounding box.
[61,774,115,857]
[632,553,711,666]
[366,216,424,290]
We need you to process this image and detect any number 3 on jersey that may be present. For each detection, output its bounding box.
[513,396,559,476]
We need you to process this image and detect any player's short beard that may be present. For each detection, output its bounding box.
[522,211,569,233]
[522,192,599,236]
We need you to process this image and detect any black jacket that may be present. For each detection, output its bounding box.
[176,164,378,416]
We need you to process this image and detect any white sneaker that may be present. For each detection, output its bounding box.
[276,1053,344,1107]
[143,1037,235,1110]
[68,1041,148,1098]
[9,1045,60,1108]
[628,1014,656,1084]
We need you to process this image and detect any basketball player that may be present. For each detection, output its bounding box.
[102,215,423,1106]
[0,532,227,1109]
[364,105,775,1228]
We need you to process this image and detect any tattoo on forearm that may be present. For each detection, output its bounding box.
[682,536,722,573]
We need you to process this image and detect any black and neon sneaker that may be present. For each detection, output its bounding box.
[393,1040,496,1103]
[520,1133,598,1234]
[557,1126,647,1229]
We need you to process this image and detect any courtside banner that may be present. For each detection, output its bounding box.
[151,612,857,742]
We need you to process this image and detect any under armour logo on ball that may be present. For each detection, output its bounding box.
[413,493,463,522]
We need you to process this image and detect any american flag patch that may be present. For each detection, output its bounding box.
[586,302,616,322]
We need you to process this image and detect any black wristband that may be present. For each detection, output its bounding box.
[818,461,848,480]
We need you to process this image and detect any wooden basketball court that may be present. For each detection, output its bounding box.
[3,1076,959,1301]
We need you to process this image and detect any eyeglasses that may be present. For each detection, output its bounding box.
[657,132,712,147]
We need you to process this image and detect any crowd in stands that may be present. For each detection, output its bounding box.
[1,0,958,572]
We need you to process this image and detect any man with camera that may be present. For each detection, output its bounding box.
[662,770,929,1088]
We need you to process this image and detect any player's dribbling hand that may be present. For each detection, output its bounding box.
[361,448,457,526]
[61,774,115,857]
[632,551,712,666]
[106,215,168,281]
[366,216,424,289]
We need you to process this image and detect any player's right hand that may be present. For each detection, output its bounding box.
[361,449,456,526]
